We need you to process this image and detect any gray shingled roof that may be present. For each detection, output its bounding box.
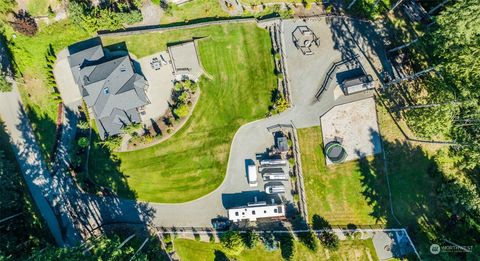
[68,38,149,139]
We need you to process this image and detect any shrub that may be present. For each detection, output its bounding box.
[304,1,312,10]
[178,91,189,104]
[319,231,339,251]
[220,231,245,256]
[68,1,143,32]
[174,104,189,118]
[209,234,215,243]
[298,230,318,251]
[243,230,259,249]
[273,96,289,114]
[288,158,295,168]
[325,5,333,14]
[0,74,12,92]
[279,232,295,260]
[10,10,37,36]
[165,242,173,253]
[174,81,183,91]
[77,137,89,149]
[194,233,200,241]
[261,232,278,251]
[163,233,172,243]
[100,136,122,151]
[78,121,90,130]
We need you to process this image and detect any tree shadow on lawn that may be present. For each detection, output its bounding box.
[88,130,137,200]
[357,130,479,259]
[25,104,56,164]
[16,103,157,242]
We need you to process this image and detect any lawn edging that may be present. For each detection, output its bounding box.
[117,88,202,152]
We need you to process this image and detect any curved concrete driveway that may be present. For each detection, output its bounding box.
[9,17,383,231]
[140,17,383,227]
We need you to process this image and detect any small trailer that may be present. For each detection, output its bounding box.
[263,173,288,181]
[247,164,258,187]
[342,75,374,95]
[259,159,288,166]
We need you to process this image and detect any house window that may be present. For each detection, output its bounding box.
[235,212,239,216]
[252,211,256,215]
[264,210,267,213]
[274,209,278,213]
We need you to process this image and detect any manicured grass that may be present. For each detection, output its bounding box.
[88,125,137,199]
[104,23,276,202]
[298,126,387,226]
[160,0,229,24]
[5,21,91,160]
[174,238,379,261]
[26,0,57,16]
[174,238,282,261]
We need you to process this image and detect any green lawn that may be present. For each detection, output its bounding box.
[160,0,229,24]
[174,238,379,261]
[298,126,387,226]
[103,23,276,202]
[5,21,91,161]
[375,104,449,258]
[26,0,58,16]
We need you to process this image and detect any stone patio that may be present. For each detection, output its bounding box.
[137,51,176,126]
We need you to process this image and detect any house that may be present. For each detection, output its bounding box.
[68,38,149,139]
[228,201,285,222]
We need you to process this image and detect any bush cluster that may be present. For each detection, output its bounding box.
[68,0,143,32]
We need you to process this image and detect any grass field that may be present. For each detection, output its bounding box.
[298,126,386,226]
[26,0,58,16]
[103,23,276,202]
[174,238,379,261]
[160,0,229,24]
[5,21,90,161]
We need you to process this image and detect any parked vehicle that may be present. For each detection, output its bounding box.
[260,159,287,166]
[265,183,285,194]
[259,165,289,173]
[212,218,231,230]
[263,173,288,181]
[247,164,258,187]
[342,75,374,95]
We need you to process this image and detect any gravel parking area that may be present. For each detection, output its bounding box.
[320,97,382,165]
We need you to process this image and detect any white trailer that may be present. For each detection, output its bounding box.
[263,173,288,181]
[342,75,374,95]
[247,164,258,187]
[259,159,287,166]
